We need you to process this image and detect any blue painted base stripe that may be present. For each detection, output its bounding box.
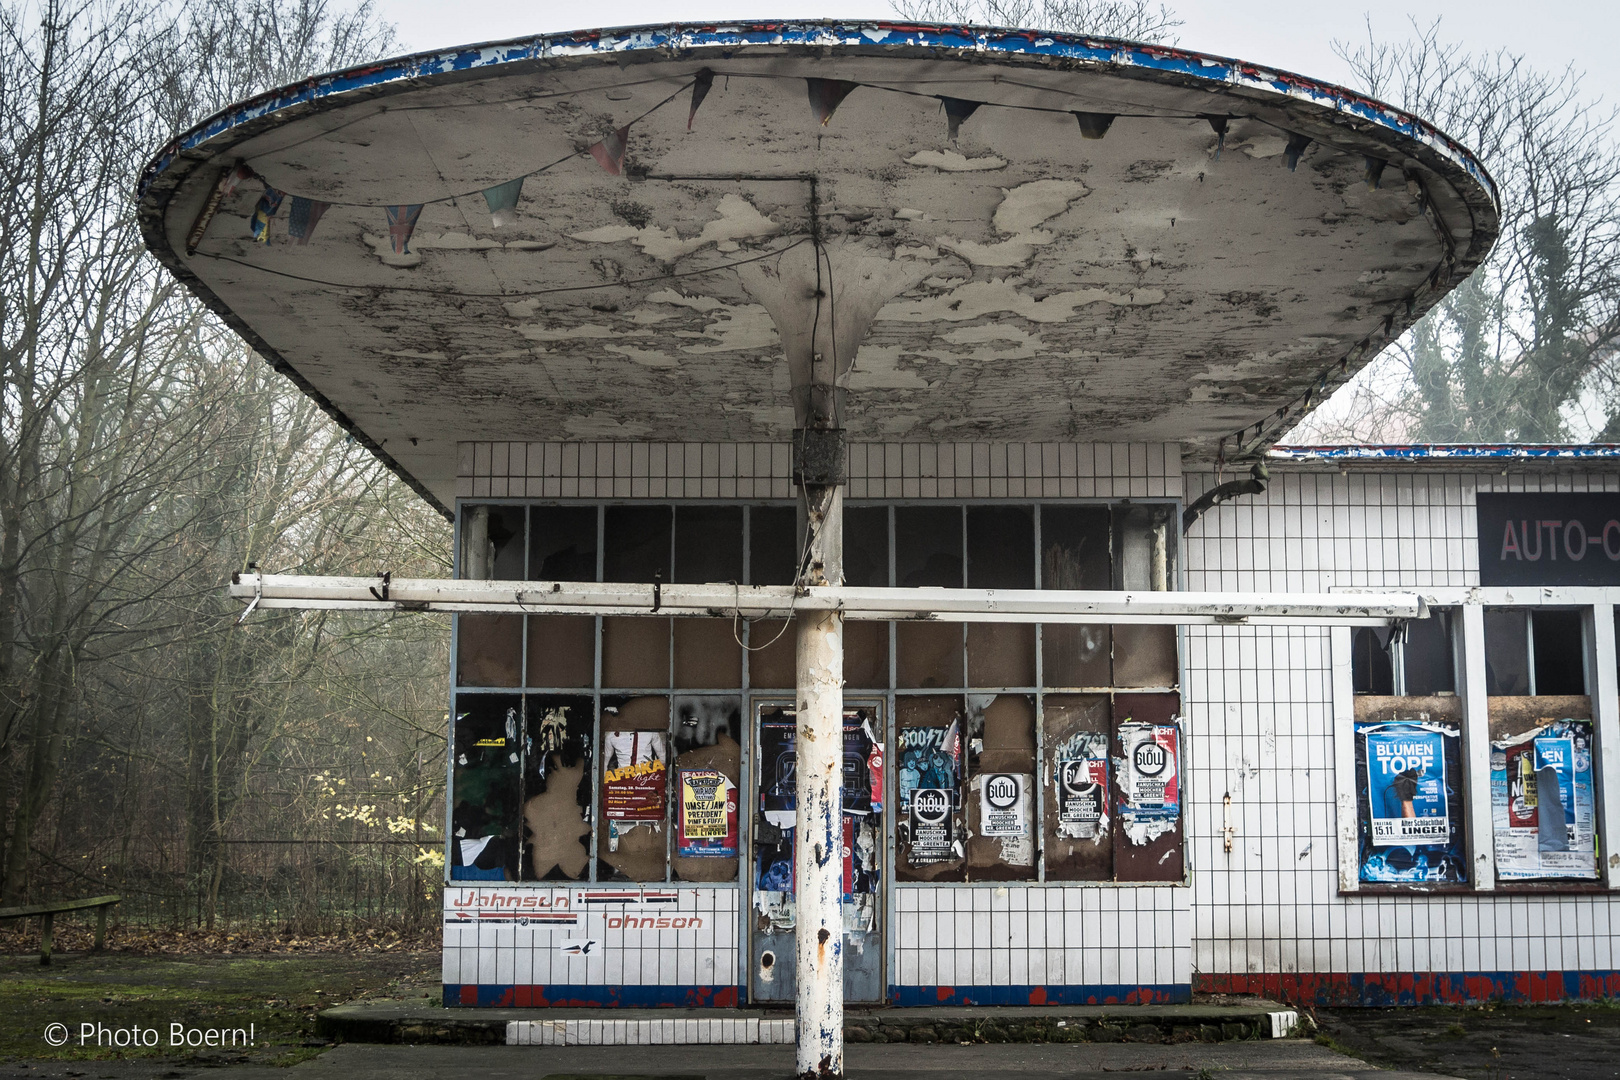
[890,984,1190,1006]
[446,984,737,1007]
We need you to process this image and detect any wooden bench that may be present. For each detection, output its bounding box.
[0,895,120,965]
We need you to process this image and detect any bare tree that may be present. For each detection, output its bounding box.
[1288,21,1620,444]
[890,0,1181,44]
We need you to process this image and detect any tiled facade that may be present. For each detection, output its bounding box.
[445,443,1620,1008]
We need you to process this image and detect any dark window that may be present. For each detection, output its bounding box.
[896,506,962,588]
[966,506,1034,589]
[1532,609,1586,695]
[530,506,597,581]
[1484,609,1530,695]
[844,506,890,587]
[1351,627,1394,695]
[460,505,526,580]
[674,506,743,584]
[604,506,672,583]
[750,506,799,585]
[1401,610,1455,696]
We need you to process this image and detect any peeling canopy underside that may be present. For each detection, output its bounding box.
[138,23,1499,511]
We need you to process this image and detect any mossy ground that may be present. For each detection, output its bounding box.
[1314,1001,1620,1079]
[0,950,437,1066]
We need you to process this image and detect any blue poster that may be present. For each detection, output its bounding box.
[1356,720,1468,884]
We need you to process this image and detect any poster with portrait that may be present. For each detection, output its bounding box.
[1490,719,1597,880]
[602,730,667,821]
[1056,731,1110,842]
[1355,720,1468,883]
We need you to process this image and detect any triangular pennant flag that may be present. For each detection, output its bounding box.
[588,125,630,176]
[250,186,283,244]
[482,178,524,227]
[688,68,714,131]
[222,163,254,198]
[806,79,859,127]
[287,197,329,245]
[1283,132,1312,171]
[1073,112,1115,140]
[386,204,423,254]
[1202,114,1229,159]
[940,97,981,143]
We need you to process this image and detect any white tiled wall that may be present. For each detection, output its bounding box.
[454,441,1183,500]
[892,885,1192,989]
[1183,467,1620,983]
[442,886,739,990]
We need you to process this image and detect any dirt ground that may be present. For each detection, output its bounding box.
[1314,1001,1620,1080]
[0,949,438,1066]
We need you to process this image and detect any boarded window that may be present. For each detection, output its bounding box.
[1040,505,1112,688]
[895,695,966,882]
[1043,694,1113,881]
[457,614,522,688]
[602,617,671,689]
[527,615,595,689]
[964,694,1037,881]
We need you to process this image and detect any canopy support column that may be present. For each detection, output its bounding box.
[794,430,845,1080]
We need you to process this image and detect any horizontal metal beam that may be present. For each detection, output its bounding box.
[229,574,1424,626]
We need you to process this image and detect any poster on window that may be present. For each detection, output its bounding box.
[1490,719,1597,880]
[1057,752,1110,841]
[677,768,738,857]
[897,722,960,811]
[908,787,956,864]
[603,730,667,821]
[978,773,1031,837]
[1355,720,1468,883]
[1116,722,1180,845]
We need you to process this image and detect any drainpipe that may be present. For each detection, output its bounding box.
[1181,462,1269,534]
[794,431,844,1080]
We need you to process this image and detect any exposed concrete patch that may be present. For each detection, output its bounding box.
[569,193,781,262]
[847,345,933,389]
[604,344,679,368]
[880,278,1166,324]
[905,148,1007,171]
[993,179,1090,234]
[563,413,652,438]
[674,304,779,354]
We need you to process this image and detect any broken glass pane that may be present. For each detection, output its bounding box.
[671,695,742,883]
[530,506,597,581]
[1484,609,1530,695]
[451,694,523,881]
[521,695,593,881]
[460,505,526,581]
[604,506,672,583]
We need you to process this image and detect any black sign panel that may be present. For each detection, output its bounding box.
[1477,493,1620,586]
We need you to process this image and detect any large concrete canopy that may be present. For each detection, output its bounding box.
[138,22,1499,513]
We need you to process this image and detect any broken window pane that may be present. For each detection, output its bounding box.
[602,617,670,689]
[1533,609,1586,696]
[1111,692,1184,882]
[844,621,890,689]
[966,624,1035,687]
[456,614,522,687]
[604,505,671,583]
[964,694,1036,881]
[1112,504,1178,687]
[451,694,523,880]
[1351,627,1394,696]
[895,695,966,883]
[1401,611,1455,696]
[674,618,743,689]
[745,619,794,688]
[750,506,799,586]
[1043,694,1113,881]
[521,695,593,881]
[895,506,961,587]
[460,505,526,580]
[670,695,742,883]
[526,615,595,689]
[598,696,671,882]
[844,506,890,587]
[1040,506,1111,688]
[1485,609,1530,695]
[530,506,597,581]
[675,505,743,584]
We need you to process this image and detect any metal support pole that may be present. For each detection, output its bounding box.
[796,478,843,1080]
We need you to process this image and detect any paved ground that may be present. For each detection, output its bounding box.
[1317,1003,1620,1080]
[0,1041,1454,1080]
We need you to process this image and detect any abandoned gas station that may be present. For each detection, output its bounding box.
[135,18,1620,1069]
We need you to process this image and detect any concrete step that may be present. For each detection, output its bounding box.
[317,995,1300,1047]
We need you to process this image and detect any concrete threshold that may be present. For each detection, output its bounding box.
[318,995,1299,1047]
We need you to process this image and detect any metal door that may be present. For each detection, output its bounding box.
[749,701,885,1004]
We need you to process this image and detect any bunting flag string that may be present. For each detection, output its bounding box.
[386,204,424,254]
[287,196,329,244]
[214,67,1372,254]
[688,68,714,131]
[588,126,631,176]
[482,177,524,227]
[250,186,283,243]
[806,78,859,126]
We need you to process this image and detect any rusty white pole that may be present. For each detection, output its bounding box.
[796,476,843,1080]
